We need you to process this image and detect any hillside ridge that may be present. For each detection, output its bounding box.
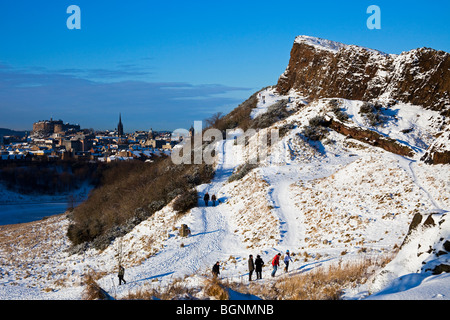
[0,35,449,301]
[277,36,450,116]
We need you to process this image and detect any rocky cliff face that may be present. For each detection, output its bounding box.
[420,128,450,164]
[277,36,450,116]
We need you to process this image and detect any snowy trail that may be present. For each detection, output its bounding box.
[394,154,447,213]
[2,105,447,300]
[102,138,242,296]
[260,166,305,252]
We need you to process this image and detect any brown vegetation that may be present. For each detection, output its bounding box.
[235,256,392,300]
[204,277,230,300]
[172,189,199,214]
[82,272,112,300]
[125,278,198,300]
[119,256,392,300]
[67,156,214,250]
[0,160,102,195]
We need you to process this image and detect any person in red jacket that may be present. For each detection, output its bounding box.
[271,253,281,277]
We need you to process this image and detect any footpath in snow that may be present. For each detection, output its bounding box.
[96,138,247,298]
[1,92,449,300]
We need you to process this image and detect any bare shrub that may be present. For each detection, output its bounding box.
[67,157,214,250]
[204,277,230,300]
[303,115,330,141]
[359,102,384,126]
[228,163,258,183]
[250,99,291,129]
[82,273,112,300]
[329,99,349,122]
[173,189,198,214]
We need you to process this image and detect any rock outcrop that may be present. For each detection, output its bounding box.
[420,129,450,164]
[370,211,450,292]
[328,119,414,157]
[277,36,450,116]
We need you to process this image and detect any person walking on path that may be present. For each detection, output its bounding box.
[204,192,210,206]
[271,253,281,277]
[255,255,264,280]
[211,194,217,206]
[248,255,255,281]
[284,250,293,272]
[212,261,220,278]
[118,265,126,285]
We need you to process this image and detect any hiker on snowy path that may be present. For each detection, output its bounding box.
[118,265,126,285]
[255,255,264,279]
[204,192,210,206]
[284,250,293,272]
[271,253,281,277]
[211,194,217,206]
[248,255,255,281]
[212,261,220,278]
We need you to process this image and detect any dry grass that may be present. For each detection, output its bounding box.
[238,256,392,300]
[122,275,231,300]
[82,272,112,300]
[121,256,391,301]
[204,277,230,300]
[125,278,198,300]
[226,171,279,249]
[291,155,423,249]
[0,215,74,287]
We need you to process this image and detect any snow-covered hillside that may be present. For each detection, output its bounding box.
[1,35,449,300]
[0,84,449,300]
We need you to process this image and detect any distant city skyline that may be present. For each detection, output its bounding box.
[1,1,449,132]
[3,113,176,134]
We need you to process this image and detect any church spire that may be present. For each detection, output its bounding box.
[117,113,124,137]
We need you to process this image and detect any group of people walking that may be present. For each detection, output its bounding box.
[212,250,294,281]
[270,250,293,277]
[203,192,217,206]
[119,249,294,287]
[247,254,265,280]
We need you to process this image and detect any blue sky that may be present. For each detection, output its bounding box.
[0,1,449,132]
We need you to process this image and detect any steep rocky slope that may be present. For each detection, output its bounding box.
[277,35,450,116]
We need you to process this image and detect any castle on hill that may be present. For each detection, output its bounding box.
[32,118,80,135]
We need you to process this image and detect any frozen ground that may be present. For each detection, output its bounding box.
[0,92,449,300]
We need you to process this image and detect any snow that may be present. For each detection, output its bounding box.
[295,36,347,53]
[0,92,449,300]
[294,35,388,56]
[367,273,450,300]
[250,86,307,120]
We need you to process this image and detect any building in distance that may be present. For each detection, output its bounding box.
[32,118,80,136]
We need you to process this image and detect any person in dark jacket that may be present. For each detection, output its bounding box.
[118,265,126,285]
[212,261,220,278]
[204,192,210,206]
[211,194,217,206]
[248,255,255,281]
[255,255,264,280]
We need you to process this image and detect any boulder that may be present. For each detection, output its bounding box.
[179,224,191,237]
